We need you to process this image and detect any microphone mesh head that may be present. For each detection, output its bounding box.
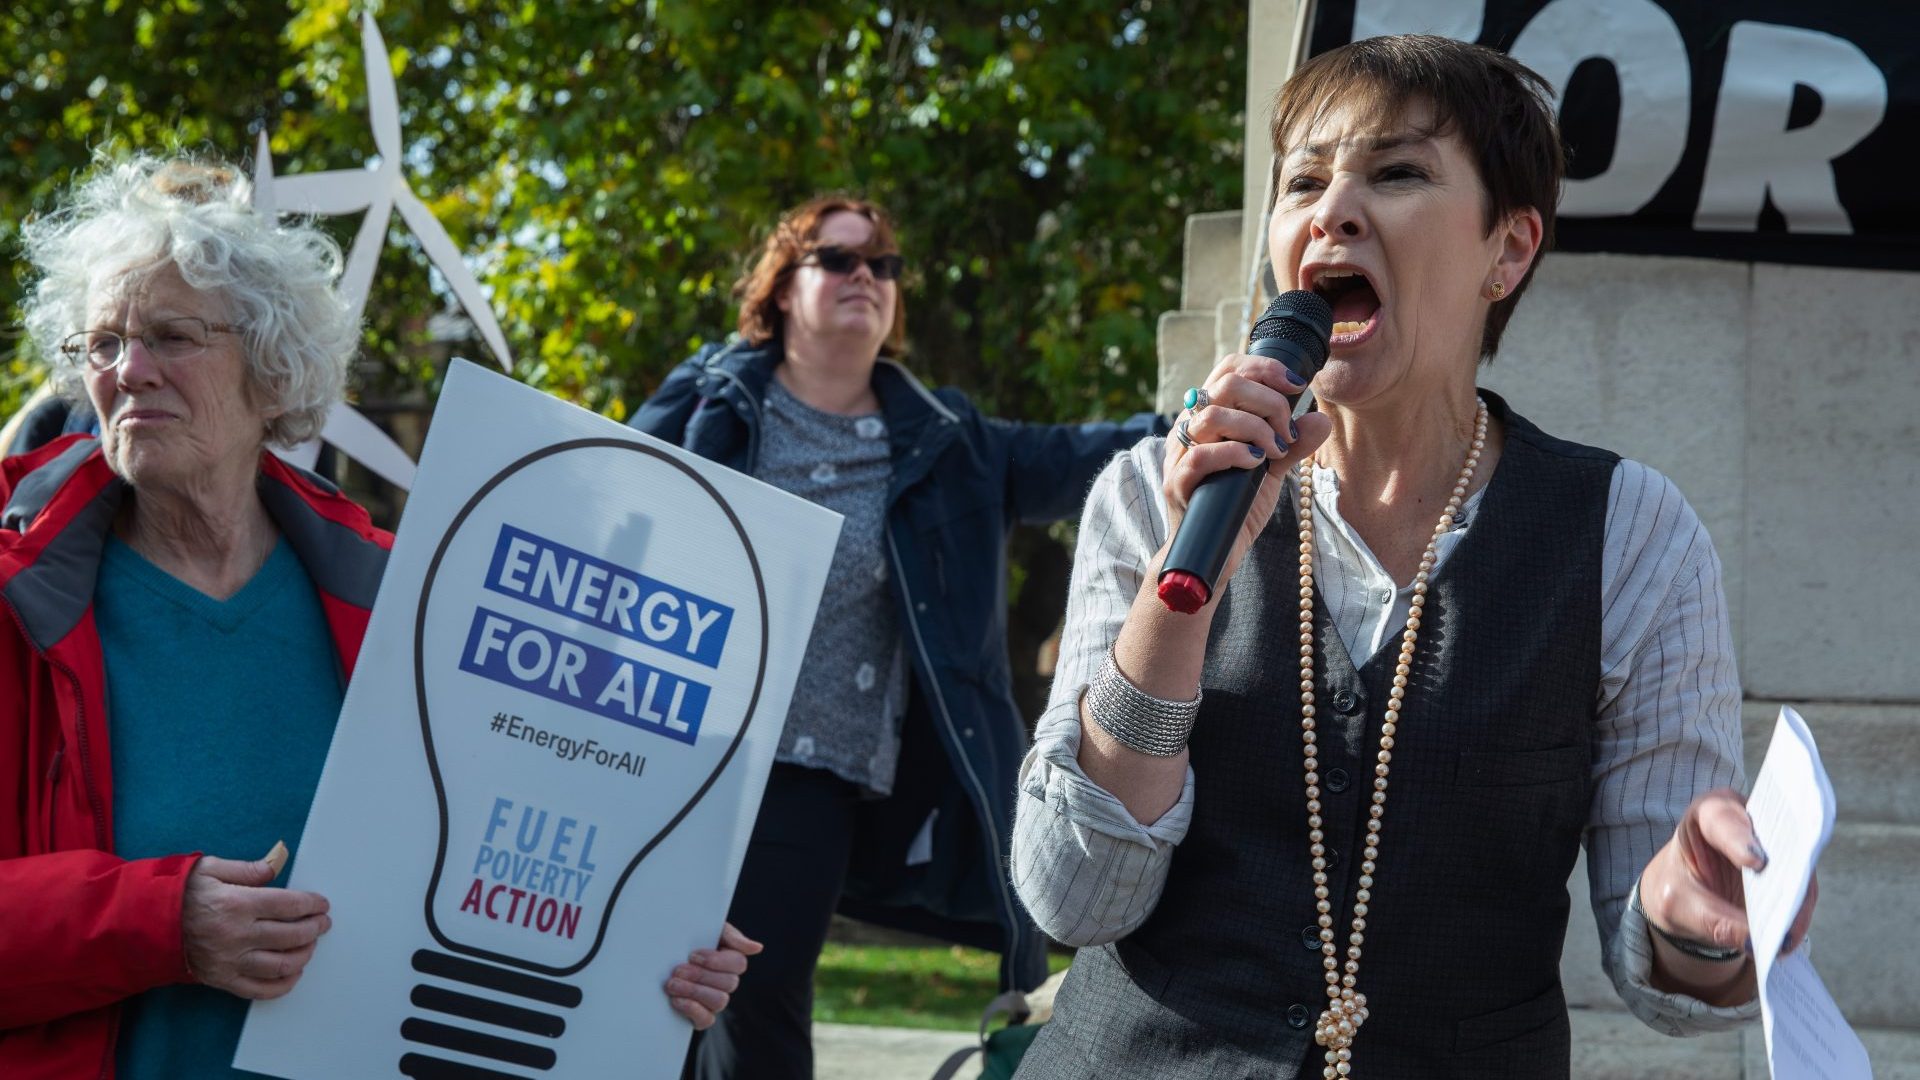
[1250,290,1333,365]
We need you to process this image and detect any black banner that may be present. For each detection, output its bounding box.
[1307,1,1917,269]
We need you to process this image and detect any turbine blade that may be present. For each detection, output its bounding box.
[396,188,514,372]
[320,402,417,491]
[361,12,404,162]
[252,130,276,219]
[338,193,395,329]
[271,172,380,215]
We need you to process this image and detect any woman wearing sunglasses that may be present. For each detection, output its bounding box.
[632,195,1166,1079]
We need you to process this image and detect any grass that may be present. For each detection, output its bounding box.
[812,943,1073,1031]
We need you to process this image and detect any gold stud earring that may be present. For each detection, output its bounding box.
[1489,281,1506,300]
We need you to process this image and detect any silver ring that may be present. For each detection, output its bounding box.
[1183,386,1211,412]
[1174,418,1195,450]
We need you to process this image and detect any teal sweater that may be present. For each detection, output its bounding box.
[96,536,344,1079]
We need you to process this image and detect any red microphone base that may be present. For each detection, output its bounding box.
[1156,570,1210,614]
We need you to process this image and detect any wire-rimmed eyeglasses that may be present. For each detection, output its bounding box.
[59,316,244,371]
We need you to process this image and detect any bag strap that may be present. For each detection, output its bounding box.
[976,988,1033,1036]
[927,989,1035,1080]
[929,1045,981,1080]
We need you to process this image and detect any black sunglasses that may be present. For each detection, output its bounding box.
[802,245,905,281]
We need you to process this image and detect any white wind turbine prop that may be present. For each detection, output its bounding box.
[257,12,516,492]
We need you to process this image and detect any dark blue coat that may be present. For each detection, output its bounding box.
[631,339,1165,990]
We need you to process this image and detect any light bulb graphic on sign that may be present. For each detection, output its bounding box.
[397,437,769,1078]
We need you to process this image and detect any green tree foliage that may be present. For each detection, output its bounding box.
[2,0,1245,425]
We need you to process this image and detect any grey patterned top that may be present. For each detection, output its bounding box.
[755,377,909,794]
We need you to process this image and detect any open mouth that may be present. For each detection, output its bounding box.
[1309,268,1382,343]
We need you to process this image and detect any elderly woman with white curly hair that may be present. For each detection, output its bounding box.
[0,154,755,1079]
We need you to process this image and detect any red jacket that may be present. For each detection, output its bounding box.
[0,436,392,1079]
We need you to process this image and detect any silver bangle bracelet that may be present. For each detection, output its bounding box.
[1085,646,1201,757]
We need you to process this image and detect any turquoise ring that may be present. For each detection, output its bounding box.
[1182,386,1211,411]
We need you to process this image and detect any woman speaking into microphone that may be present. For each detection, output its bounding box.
[1010,35,1815,1078]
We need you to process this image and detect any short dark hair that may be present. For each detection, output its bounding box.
[1270,35,1564,359]
[734,195,908,356]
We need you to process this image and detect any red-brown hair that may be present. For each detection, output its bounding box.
[734,195,908,356]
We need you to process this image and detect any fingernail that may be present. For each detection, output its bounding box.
[1749,842,1768,870]
[1289,419,1300,440]
[1286,368,1307,387]
[1249,444,1265,459]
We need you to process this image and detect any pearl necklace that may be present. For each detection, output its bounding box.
[1297,397,1487,1079]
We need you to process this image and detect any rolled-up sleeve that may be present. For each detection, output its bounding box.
[1588,461,1758,1033]
[1010,439,1195,947]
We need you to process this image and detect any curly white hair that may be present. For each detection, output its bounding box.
[20,151,356,448]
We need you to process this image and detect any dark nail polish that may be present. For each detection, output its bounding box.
[1286,368,1307,388]
[1289,419,1300,440]
[1749,842,1768,870]
[1249,444,1265,459]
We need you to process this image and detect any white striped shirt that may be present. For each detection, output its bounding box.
[1011,437,1759,1035]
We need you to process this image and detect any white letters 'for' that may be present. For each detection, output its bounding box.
[1511,0,1691,218]
[1695,22,1887,235]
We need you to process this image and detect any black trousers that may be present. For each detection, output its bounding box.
[684,763,862,1080]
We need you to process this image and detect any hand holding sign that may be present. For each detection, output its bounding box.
[666,922,764,1030]
[183,850,331,1001]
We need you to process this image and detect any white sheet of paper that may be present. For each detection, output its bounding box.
[1744,706,1872,1079]
[1765,950,1872,1078]
[233,361,842,1078]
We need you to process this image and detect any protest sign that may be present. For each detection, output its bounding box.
[234,359,842,1078]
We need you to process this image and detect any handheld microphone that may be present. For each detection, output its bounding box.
[1157,290,1333,614]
